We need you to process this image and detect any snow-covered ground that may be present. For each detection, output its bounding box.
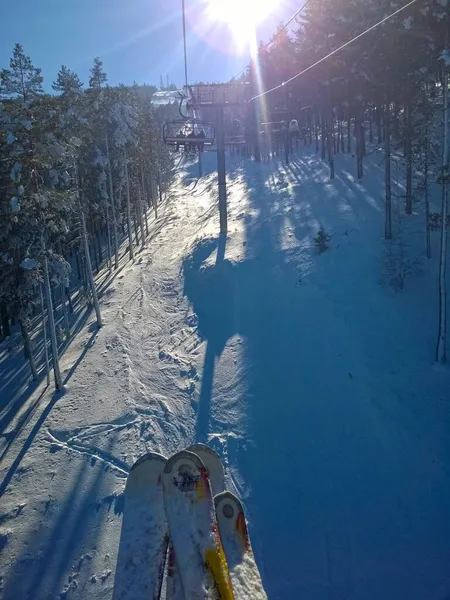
[1,147,450,600]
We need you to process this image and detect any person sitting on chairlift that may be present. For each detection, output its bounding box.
[175,129,185,152]
[196,129,206,152]
[289,119,300,150]
[289,119,300,137]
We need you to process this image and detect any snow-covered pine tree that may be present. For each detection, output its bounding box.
[89,57,107,90]
[52,65,83,97]
[0,43,43,101]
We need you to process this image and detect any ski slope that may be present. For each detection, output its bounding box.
[1,148,450,600]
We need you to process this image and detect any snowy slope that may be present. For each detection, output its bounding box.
[1,148,450,600]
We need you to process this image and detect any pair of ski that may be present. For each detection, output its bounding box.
[113,443,267,600]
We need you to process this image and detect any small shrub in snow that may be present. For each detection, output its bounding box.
[381,206,422,291]
[313,227,331,254]
[429,212,450,231]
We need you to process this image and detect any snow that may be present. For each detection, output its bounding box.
[1,253,13,264]
[54,143,65,156]
[440,49,450,66]
[10,161,22,182]
[152,90,184,106]
[10,197,20,213]
[70,136,82,147]
[1,148,450,600]
[20,257,39,270]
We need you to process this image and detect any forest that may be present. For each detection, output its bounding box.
[1,0,450,393]
[0,47,176,388]
[241,0,450,360]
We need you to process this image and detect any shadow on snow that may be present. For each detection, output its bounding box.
[182,147,450,599]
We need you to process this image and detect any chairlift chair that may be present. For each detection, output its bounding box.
[162,119,215,152]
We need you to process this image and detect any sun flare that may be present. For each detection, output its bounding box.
[205,0,277,51]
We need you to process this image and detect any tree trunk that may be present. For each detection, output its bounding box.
[91,232,99,273]
[106,133,119,270]
[66,286,74,314]
[60,282,70,339]
[327,118,335,179]
[96,228,103,268]
[40,284,51,386]
[124,149,134,261]
[437,70,449,363]
[405,102,413,214]
[20,319,38,380]
[360,119,366,157]
[141,166,149,236]
[333,118,337,155]
[43,248,63,389]
[424,82,431,259]
[377,105,382,144]
[384,105,392,240]
[347,114,351,154]
[314,111,319,153]
[393,102,400,138]
[75,252,82,280]
[355,114,364,179]
[138,187,146,247]
[133,205,140,247]
[105,202,112,270]
[321,113,326,160]
[81,209,103,329]
[0,302,10,337]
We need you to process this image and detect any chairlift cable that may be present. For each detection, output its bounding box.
[182,0,189,92]
[250,0,420,101]
[231,0,312,81]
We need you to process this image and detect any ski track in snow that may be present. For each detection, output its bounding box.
[1,150,450,600]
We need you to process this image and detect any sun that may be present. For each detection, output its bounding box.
[204,0,277,52]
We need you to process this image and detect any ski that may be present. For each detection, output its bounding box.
[162,450,234,599]
[164,542,185,600]
[165,444,226,599]
[187,443,225,496]
[215,491,267,599]
[113,452,169,600]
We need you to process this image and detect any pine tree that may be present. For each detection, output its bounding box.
[0,43,43,101]
[89,57,107,89]
[52,65,83,96]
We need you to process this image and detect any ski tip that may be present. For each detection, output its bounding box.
[214,491,244,519]
[163,449,206,475]
[215,491,251,552]
[187,443,220,460]
[126,452,167,491]
[186,443,225,495]
[130,451,167,473]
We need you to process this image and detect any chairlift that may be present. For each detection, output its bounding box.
[225,134,245,146]
[162,119,215,152]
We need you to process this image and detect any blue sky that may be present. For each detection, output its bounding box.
[0,0,299,91]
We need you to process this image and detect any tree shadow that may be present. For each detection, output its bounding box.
[0,385,48,462]
[1,439,113,600]
[0,388,64,497]
[182,147,450,599]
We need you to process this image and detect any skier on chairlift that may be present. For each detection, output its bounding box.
[280,120,290,164]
